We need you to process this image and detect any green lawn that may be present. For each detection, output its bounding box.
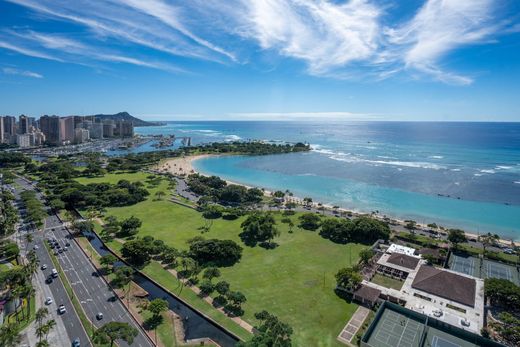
[79,172,365,346]
[370,274,404,291]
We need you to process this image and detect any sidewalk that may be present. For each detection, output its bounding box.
[337,306,370,346]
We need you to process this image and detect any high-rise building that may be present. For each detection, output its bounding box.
[0,117,4,144]
[32,130,45,146]
[115,120,134,138]
[39,115,61,145]
[102,120,115,137]
[59,116,75,144]
[2,116,16,144]
[28,117,36,129]
[19,115,29,134]
[89,122,103,139]
[74,128,90,144]
[16,133,32,148]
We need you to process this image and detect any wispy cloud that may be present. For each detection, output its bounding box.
[2,67,43,78]
[1,29,185,73]
[2,0,517,84]
[385,0,499,85]
[239,0,381,75]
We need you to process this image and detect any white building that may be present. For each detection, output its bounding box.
[16,133,32,148]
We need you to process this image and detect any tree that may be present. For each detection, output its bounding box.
[359,249,374,265]
[35,307,49,328]
[202,266,221,280]
[447,229,467,250]
[93,322,138,347]
[225,291,247,316]
[44,319,56,340]
[238,311,293,347]
[0,323,21,347]
[335,267,362,291]
[147,298,169,344]
[199,280,215,297]
[480,232,499,253]
[189,238,243,266]
[303,197,313,207]
[119,216,142,237]
[154,191,166,200]
[240,212,280,247]
[298,213,321,231]
[36,340,50,347]
[423,254,436,265]
[492,312,520,346]
[215,281,230,296]
[100,254,117,273]
[112,266,134,305]
[404,220,417,233]
[121,240,152,266]
[484,278,520,306]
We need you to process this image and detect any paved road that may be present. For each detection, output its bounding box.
[13,179,90,347]
[15,178,154,347]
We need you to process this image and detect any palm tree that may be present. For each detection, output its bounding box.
[24,234,33,255]
[36,340,50,347]
[0,323,22,347]
[35,307,49,328]
[44,320,56,340]
[35,325,47,343]
[480,232,499,254]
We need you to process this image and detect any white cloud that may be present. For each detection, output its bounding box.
[2,67,43,78]
[1,30,185,73]
[3,0,516,84]
[0,40,63,62]
[238,0,381,75]
[386,0,498,85]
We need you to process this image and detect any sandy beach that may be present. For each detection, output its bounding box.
[157,155,514,244]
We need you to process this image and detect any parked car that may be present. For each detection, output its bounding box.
[41,264,47,270]
[51,268,58,278]
[96,312,103,320]
[45,276,53,284]
[72,338,81,347]
[45,297,53,305]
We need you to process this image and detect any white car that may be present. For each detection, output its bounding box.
[33,244,39,250]
[58,305,66,314]
[45,297,53,305]
[41,264,47,270]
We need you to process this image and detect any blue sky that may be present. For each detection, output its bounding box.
[0,0,519,121]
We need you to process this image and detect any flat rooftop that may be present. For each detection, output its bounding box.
[361,302,504,347]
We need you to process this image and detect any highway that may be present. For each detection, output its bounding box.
[16,178,154,347]
[13,179,90,347]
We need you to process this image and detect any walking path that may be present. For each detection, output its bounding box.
[337,306,370,346]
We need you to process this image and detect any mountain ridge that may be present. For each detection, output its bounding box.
[89,112,164,127]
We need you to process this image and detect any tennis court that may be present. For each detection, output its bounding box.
[367,309,423,347]
[449,254,480,278]
[424,327,479,347]
[482,259,519,285]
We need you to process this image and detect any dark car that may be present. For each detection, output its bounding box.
[72,338,80,347]
[45,276,53,284]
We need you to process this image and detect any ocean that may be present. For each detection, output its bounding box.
[134,121,520,239]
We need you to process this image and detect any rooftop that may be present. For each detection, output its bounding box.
[354,285,381,303]
[387,244,416,256]
[387,253,421,270]
[412,265,476,307]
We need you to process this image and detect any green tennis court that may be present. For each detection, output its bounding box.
[367,309,423,347]
[481,259,519,285]
[448,254,480,278]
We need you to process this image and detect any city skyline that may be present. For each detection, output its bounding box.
[1,0,520,121]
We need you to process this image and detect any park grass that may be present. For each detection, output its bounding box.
[370,274,404,291]
[78,172,365,346]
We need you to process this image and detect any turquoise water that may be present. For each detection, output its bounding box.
[193,155,520,239]
[135,121,520,239]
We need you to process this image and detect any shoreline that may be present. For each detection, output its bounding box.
[157,155,516,244]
